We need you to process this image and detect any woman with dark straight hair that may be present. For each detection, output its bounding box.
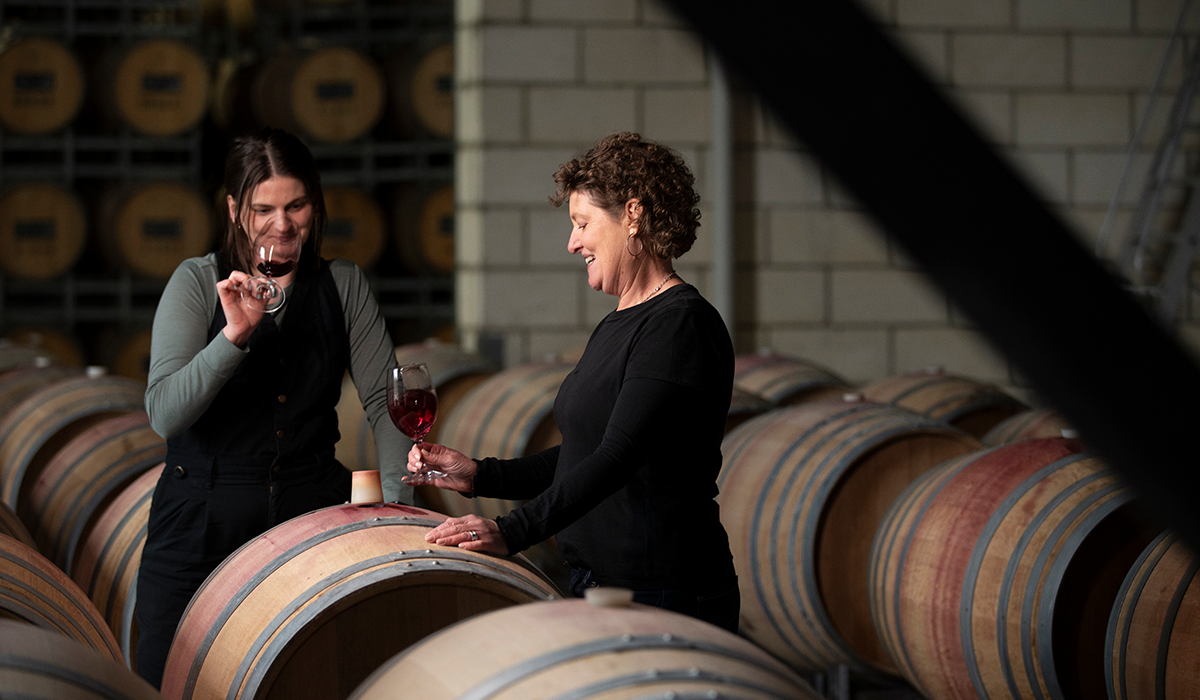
[136,128,410,687]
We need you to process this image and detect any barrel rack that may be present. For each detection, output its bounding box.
[0,0,456,353]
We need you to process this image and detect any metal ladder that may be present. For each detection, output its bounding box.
[1096,0,1200,322]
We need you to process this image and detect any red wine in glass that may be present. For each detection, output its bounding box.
[388,387,437,442]
[388,363,448,480]
[241,233,300,314]
[256,258,296,278]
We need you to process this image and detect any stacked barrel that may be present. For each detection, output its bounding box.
[0,345,162,695]
[0,1,455,376]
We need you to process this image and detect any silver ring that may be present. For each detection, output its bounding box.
[468,530,478,541]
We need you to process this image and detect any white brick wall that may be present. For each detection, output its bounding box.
[951,34,1066,87]
[454,0,1197,399]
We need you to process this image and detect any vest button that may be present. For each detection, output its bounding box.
[276,430,285,438]
[174,465,186,478]
[273,465,281,473]
[279,358,287,366]
[277,394,286,403]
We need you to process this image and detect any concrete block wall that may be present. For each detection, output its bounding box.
[455,0,1200,397]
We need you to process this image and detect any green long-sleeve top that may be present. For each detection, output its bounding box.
[145,252,413,503]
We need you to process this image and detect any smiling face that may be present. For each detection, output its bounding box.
[228,176,313,280]
[567,190,635,298]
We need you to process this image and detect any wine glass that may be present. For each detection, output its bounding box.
[240,232,300,313]
[388,363,447,480]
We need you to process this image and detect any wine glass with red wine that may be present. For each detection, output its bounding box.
[240,232,300,313]
[388,363,447,480]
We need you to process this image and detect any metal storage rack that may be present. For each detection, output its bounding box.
[0,0,456,345]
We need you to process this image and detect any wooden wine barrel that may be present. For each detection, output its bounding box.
[252,47,385,143]
[981,407,1073,446]
[437,360,573,518]
[160,503,560,700]
[323,185,386,271]
[108,39,209,136]
[0,500,34,547]
[349,596,821,700]
[0,374,146,523]
[734,351,852,405]
[0,619,160,700]
[717,397,982,676]
[0,533,122,660]
[870,438,1160,700]
[0,342,60,373]
[726,386,773,434]
[861,367,1027,438]
[5,326,86,367]
[0,37,85,135]
[102,181,214,279]
[0,364,79,421]
[0,182,87,280]
[392,183,454,275]
[1107,531,1200,700]
[334,341,496,475]
[210,55,257,135]
[74,464,162,669]
[26,412,165,575]
[383,42,453,138]
[100,327,153,382]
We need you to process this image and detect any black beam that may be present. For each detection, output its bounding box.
[666,0,1200,549]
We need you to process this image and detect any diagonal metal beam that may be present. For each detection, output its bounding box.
[666,0,1200,549]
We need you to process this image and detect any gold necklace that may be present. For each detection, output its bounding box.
[641,271,678,304]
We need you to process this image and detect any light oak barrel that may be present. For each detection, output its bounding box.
[383,42,453,139]
[861,368,1027,438]
[1106,531,1200,700]
[160,503,560,700]
[734,351,852,406]
[100,181,214,279]
[0,374,146,525]
[74,464,162,670]
[391,183,454,275]
[98,326,154,383]
[981,408,1073,446]
[0,500,34,547]
[323,186,387,271]
[717,398,982,677]
[0,532,122,660]
[869,438,1159,700]
[726,386,774,434]
[107,39,209,136]
[252,47,385,143]
[5,326,87,367]
[0,37,85,134]
[0,619,160,699]
[0,182,87,280]
[349,597,822,700]
[0,365,79,421]
[435,360,573,520]
[26,411,165,575]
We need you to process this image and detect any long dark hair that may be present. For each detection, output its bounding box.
[220,128,326,274]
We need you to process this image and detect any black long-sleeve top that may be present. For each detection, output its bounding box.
[478,284,737,590]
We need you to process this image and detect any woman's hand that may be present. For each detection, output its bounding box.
[426,514,508,555]
[404,442,475,493]
[217,271,264,348]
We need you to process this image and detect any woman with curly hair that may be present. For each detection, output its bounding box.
[407,132,739,631]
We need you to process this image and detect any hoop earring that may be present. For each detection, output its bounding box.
[626,232,643,257]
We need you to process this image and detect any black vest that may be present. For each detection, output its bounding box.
[166,258,350,474]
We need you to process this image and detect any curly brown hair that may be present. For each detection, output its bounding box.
[550,132,700,260]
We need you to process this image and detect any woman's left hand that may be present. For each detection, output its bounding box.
[425,514,508,555]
